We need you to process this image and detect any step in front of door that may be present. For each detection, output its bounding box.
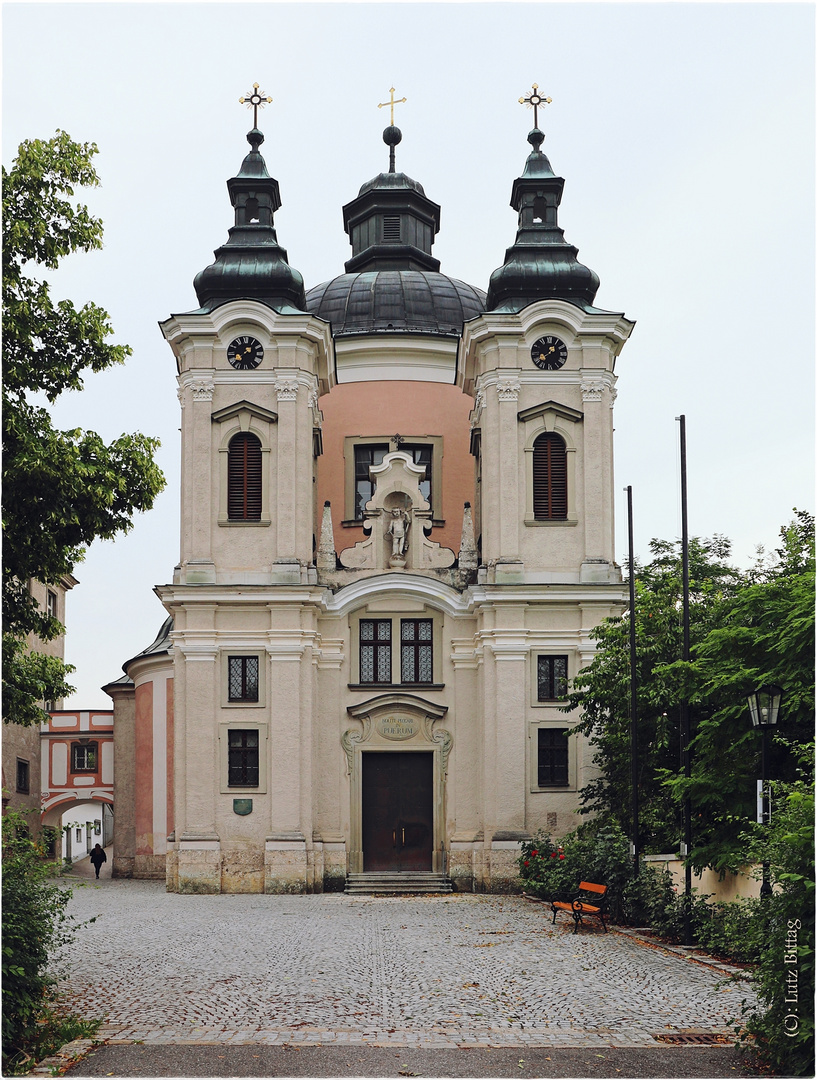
[345,872,452,895]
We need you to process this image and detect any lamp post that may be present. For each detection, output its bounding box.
[747,684,783,900]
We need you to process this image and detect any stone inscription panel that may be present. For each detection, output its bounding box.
[376,716,418,741]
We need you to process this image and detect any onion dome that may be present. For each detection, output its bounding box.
[193,128,306,313]
[486,127,600,313]
[306,126,485,337]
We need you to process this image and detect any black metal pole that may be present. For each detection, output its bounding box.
[627,486,640,877]
[678,415,692,946]
[760,728,772,899]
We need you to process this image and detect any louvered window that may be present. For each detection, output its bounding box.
[382,216,401,241]
[532,433,567,520]
[228,433,262,520]
[360,619,392,684]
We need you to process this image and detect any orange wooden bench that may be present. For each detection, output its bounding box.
[551,881,608,933]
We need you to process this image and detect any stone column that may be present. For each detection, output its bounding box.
[181,378,216,583]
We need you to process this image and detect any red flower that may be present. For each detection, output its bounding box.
[550,853,556,859]
[524,860,530,866]
[531,850,538,857]
[559,854,565,860]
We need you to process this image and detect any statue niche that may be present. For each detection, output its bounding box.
[339,452,455,571]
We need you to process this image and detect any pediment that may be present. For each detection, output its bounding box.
[211,400,278,425]
[517,400,583,425]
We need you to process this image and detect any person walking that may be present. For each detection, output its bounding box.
[89,843,107,880]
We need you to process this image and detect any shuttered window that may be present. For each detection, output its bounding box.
[228,433,262,520]
[532,433,567,520]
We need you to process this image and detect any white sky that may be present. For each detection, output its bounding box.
[3,2,814,708]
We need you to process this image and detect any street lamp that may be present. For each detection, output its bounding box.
[747,684,783,899]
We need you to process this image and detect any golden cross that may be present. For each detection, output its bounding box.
[239,83,273,128]
[377,86,407,125]
[518,83,552,129]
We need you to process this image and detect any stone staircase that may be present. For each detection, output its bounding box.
[344,871,452,895]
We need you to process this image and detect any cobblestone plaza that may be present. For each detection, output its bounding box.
[58,880,755,1049]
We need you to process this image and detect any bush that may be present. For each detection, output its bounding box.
[1,810,95,1073]
[518,818,633,919]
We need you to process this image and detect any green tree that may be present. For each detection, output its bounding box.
[2,131,165,726]
[565,515,814,870]
[565,534,742,853]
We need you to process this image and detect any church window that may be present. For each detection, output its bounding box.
[383,216,401,242]
[354,445,389,519]
[360,619,392,684]
[16,758,29,794]
[532,433,567,520]
[228,656,259,703]
[227,730,259,788]
[401,619,433,684]
[538,728,569,786]
[537,655,568,701]
[228,433,262,521]
[71,742,98,773]
[401,444,432,505]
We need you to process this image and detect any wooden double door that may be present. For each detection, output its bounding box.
[362,752,433,872]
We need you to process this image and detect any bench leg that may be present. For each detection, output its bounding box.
[572,911,582,933]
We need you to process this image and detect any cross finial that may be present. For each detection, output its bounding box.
[518,83,552,130]
[377,86,407,126]
[239,82,273,129]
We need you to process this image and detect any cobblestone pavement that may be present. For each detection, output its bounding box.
[57,880,755,1049]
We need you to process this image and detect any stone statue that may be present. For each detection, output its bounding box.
[387,508,410,558]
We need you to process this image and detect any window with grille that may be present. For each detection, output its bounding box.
[401,619,433,684]
[360,619,392,684]
[537,655,568,701]
[16,759,29,794]
[383,216,401,241]
[538,728,569,787]
[228,729,260,787]
[228,656,259,702]
[227,433,262,521]
[354,445,389,519]
[71,742,97,773]
[532,433,567,520]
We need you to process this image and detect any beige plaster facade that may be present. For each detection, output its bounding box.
[108,118,635,895]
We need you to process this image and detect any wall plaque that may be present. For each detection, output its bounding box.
[233,799,253,816]
[377,716,418,741]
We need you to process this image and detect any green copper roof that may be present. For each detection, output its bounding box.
[194,128,306,313]
[486,128,600,313]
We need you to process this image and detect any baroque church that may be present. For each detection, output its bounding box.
[105,85,634,894]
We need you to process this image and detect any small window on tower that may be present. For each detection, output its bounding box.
[227,433,262,521]
[246,197,260,223]
[228,656,260,703]
[532,196,547,224]
[383,216,401,242]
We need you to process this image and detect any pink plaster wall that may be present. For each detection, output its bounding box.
[166,678,174,839]
[134,682,154,856]
[317,381,475,556]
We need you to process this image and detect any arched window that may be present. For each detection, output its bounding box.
[228,433,262,520]
[532,433,567,520]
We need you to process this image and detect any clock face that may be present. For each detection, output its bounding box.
[531,336,568,370]
[227,336,264,370]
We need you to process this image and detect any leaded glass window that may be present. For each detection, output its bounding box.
[228,656,259,702]
[360,619,392,684]
[400,619,433,684]
[354,445,389,520]
[228,729,259,787]
[537,655,568,701]
[538,728,569,787]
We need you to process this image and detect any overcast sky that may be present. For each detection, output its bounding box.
[3,2,814,708]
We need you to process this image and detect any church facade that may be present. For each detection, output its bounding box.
[107,88,634,894]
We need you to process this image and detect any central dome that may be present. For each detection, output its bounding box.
[306,271,485,338]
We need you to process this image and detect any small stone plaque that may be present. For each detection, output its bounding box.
[233,799,253,816]
[377,716,418,741]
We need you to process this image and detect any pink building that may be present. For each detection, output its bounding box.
[41,710,114,857]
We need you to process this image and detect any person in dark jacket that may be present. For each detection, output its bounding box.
[89,843,107,879]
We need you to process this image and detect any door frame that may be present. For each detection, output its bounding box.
[342,694,452,875]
